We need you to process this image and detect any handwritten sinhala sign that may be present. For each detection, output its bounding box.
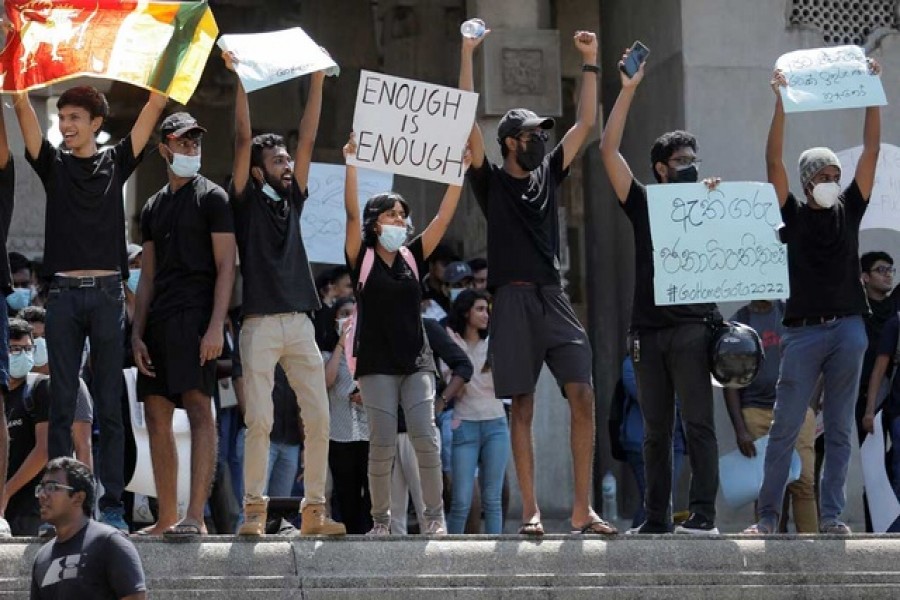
[646,182,789,306]
[775,45,887,113]
[347,70,478,186]
[216,27,339,93]
[301,162,394,265]
[837,143,900,233]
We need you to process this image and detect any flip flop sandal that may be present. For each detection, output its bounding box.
[572,519,618,535]
[163,520,203,538]
[742,522,773,535]
[517,521,545,536]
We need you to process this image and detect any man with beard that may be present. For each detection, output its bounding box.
[459,28,614,536]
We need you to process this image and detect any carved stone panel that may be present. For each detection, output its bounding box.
[481,28,561,116]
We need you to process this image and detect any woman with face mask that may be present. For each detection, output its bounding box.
[321,296,371,534]
[444,289,509,534]
[342,133,468,536]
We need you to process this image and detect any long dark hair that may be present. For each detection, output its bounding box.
[447,289,490,340]
[362,192,412,248]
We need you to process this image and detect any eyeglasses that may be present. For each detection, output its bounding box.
[668,156,702,167]
[34,481,75,497]
[871,266,896,276]
[9,345,34,356]
[517,130,549,143]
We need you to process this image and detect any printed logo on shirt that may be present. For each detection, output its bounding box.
[41,554,84,588]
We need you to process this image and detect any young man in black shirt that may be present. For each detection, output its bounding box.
[1,319,47,536]
[461,29,615,535]
[746,62,882,535]
[600,49,721,534]
[14,85,168,531]
[32,457,146,599]
[131,113,236,536]
[0,106,14,538]
[223,52,344,536]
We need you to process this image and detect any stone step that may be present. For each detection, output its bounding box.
[4,534,900,598]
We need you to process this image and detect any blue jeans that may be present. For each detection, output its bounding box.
[437,408,454,474]
[266,441,300,497]
[217,407,245,507]
[758,316,866,526]
[46,283,126,512]
[447,417,510,534]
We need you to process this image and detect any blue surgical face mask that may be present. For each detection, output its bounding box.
[33,337,48,368]
[261,182,284,202]
[377,224,407,253]
[6,287,31,311]
[9,350,34,379]
[127,269,141,294]
[170,151,201,178]
[450,288,464,302]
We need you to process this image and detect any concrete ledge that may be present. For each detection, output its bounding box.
[4,534,900,598]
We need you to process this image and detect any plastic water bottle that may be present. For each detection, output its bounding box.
[602,471,618,522]
[460,18,486,39]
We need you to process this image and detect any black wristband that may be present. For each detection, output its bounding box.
[582,64,600,74]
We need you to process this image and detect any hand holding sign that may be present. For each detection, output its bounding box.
[774,46,887,113]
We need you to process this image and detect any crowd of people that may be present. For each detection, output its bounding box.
[0,19,894,597]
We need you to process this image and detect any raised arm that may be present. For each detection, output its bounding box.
[855,59,882,200]
[343,134,362,269]
[12,93,43,160]
[459,30,488,169]
[224,51,252,197]
[559,31,598,170]
[421,151,471,259]
[767,70,790,207]
[598,49,644,203]
[129,91,168,159]
[293,70,325,191]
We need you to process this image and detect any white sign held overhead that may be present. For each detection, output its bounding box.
[217,27,339,93]
[836,144,900,232]
[775,45,887,113]
[347,70,478,185]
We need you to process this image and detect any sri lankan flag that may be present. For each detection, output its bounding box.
[0,0,218,104]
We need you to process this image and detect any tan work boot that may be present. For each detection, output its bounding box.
[299,503,346,536]
[237,497,268,536]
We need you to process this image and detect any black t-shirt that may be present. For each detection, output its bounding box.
[5,376,49,517]
[31,520,146,600]
[231,179,320,315]
[862,293,899,392]
[348,237,434,377]
[467,144,568,287]
[141,175,234,322]
[621,180,719,330]
[877,314,900,412]
[28,136,142,280]
[0,159,15,294]
[780,179,869,322]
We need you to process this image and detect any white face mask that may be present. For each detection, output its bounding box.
[261,182,284,202]
[33,336,48,367]
[378,224,407,253]
[811,182,840,208]
[170,151,201,178]
[449,288,464,302]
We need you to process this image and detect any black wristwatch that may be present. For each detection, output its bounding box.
[582,64,600,74]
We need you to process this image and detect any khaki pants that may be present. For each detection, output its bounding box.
[742,405,817,533]
[241,313,329,507]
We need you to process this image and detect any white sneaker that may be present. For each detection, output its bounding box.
[0,517,11,538]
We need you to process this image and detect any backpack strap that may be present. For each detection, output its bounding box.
[398,246,419,280]
[357,247,376,291]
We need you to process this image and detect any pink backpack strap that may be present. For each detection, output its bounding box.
[398,246,419,280]
[358,247,376,290]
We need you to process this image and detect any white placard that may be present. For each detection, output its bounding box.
[835,144,900,232]
[347,70,478,185]
[302,162,394,265]
[775,46,887,113]
[216,27,339,93]
[646,182,789,305]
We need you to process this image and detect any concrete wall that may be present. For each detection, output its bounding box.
[594,0,900,531]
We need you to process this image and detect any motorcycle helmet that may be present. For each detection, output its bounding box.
[709,321,763,388]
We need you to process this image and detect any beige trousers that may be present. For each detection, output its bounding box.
[240,312,329,507]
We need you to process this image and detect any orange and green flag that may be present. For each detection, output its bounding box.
[0,0,218,104]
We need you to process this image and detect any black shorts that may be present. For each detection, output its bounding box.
[489,284,593,397]
[136,308,217,407]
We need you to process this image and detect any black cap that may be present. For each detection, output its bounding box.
[443,261,473,284]
[497,108,554,142]
[160,112,206,139]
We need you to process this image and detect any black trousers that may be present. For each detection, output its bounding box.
[328,441,372,534]
[632,323,719,524]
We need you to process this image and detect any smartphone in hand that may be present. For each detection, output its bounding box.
[620,41,650,78]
